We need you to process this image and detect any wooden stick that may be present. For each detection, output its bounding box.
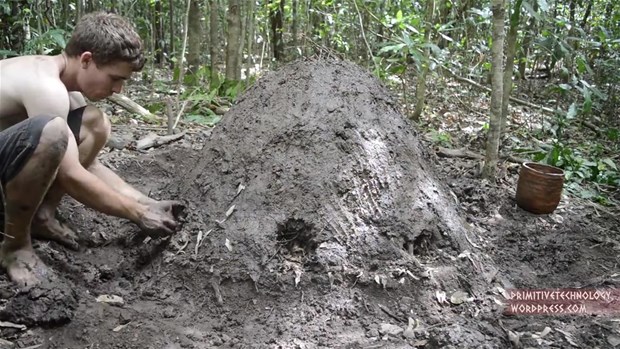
[436,147,527,164]
[166,98,174,135]
[107,93,156,118]
[135,131,186,150]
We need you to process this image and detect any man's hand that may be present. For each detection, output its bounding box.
[136,200,186,238]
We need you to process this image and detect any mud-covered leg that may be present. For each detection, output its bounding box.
[32,106,108,249]
[0,117,68,287]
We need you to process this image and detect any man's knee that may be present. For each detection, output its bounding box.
[82,106,111,145]
[38,117,69,158]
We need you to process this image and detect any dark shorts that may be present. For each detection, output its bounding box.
[0,107,84,186]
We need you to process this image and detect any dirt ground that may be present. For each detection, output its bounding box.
[1,59,618,349]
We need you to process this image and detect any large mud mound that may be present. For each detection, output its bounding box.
[173,59,470,285]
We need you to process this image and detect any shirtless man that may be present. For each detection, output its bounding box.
[0,12,184,287]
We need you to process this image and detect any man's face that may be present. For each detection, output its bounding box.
[77,52,134,101]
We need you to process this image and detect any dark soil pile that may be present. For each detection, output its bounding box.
[171,58,472,285]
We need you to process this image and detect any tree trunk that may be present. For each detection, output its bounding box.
[153,0,165,65]
[500,0,522,133]
[246,0,256,84]
[77,0,83,20]
[269,0,285,61]
[412,0,435,122]
[176,0,192,89]
[235,2,246,81]
[438,0,451,47]
[482,0,506,179]
[187,0,203,79]
[291,0,299,53]
[169,0,175,56]
[209,0,220,88]
[225,0,241,82]
[517,0,537,79]
[581,2,592,28]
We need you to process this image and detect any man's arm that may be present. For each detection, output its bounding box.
[18,80,147,226]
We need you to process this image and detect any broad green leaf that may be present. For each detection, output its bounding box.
[537,0,549,11]
[558,84,571,91]
[396,10,403,22]
[378,43,406,54]
[579,189,597,199]
[602,159,618,171]
[606,128,619,141]
[438,32,453,42]
[403,33,413,47]
[576,56,587,74]
[566,103,577,119]
[522,1,541,20]
[582,95,592,114]
[582,160,597,167]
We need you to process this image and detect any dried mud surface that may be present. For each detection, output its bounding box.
[1,59,618,349]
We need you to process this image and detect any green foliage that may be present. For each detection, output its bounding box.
[535,144,619,188]
[531,99,620,202]
[427,130,453,147]
[23,28,69,55]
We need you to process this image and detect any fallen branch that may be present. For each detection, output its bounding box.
[583,120,604,136]
[107,93,157,119]
[135,131,186,151]
[443,69,555,114]
[436,147,527,164]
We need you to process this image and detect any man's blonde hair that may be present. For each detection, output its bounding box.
[65,11,145,71]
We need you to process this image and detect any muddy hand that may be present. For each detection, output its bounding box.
[137,200,186,238]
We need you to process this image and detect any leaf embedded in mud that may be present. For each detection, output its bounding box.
[236,183,246,196]
[450,291,470,305]
[495,286,510,300]
[113,323,130,332]
[225,238,233,251]
[226,205,236,218]
[195,230,204,255]
[0,321,26,331]
[95,295,125,306]
[539,327,552,338]
[294,269,303,287]
[0,338,14,348]
[608,335,620,347]
[555,328,579,347]
[379,323,404,336]
[508,331,521,347]
[436,290,447,304]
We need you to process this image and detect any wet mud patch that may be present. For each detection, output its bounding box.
[0,277,77,327]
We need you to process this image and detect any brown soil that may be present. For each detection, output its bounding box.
[1,59,618,349]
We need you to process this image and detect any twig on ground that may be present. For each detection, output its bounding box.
[436,147,527,164]
[377,304,407,323]
[210,273,224,305]
[135,131,186,151]
[172,100,190,130]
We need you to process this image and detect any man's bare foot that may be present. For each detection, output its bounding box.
[0,247,50,288]
[32,216,80,251]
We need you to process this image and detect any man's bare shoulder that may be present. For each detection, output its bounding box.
[0,55,70,120]
[0,55,62,81]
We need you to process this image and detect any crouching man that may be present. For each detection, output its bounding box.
[0,11,184,287]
